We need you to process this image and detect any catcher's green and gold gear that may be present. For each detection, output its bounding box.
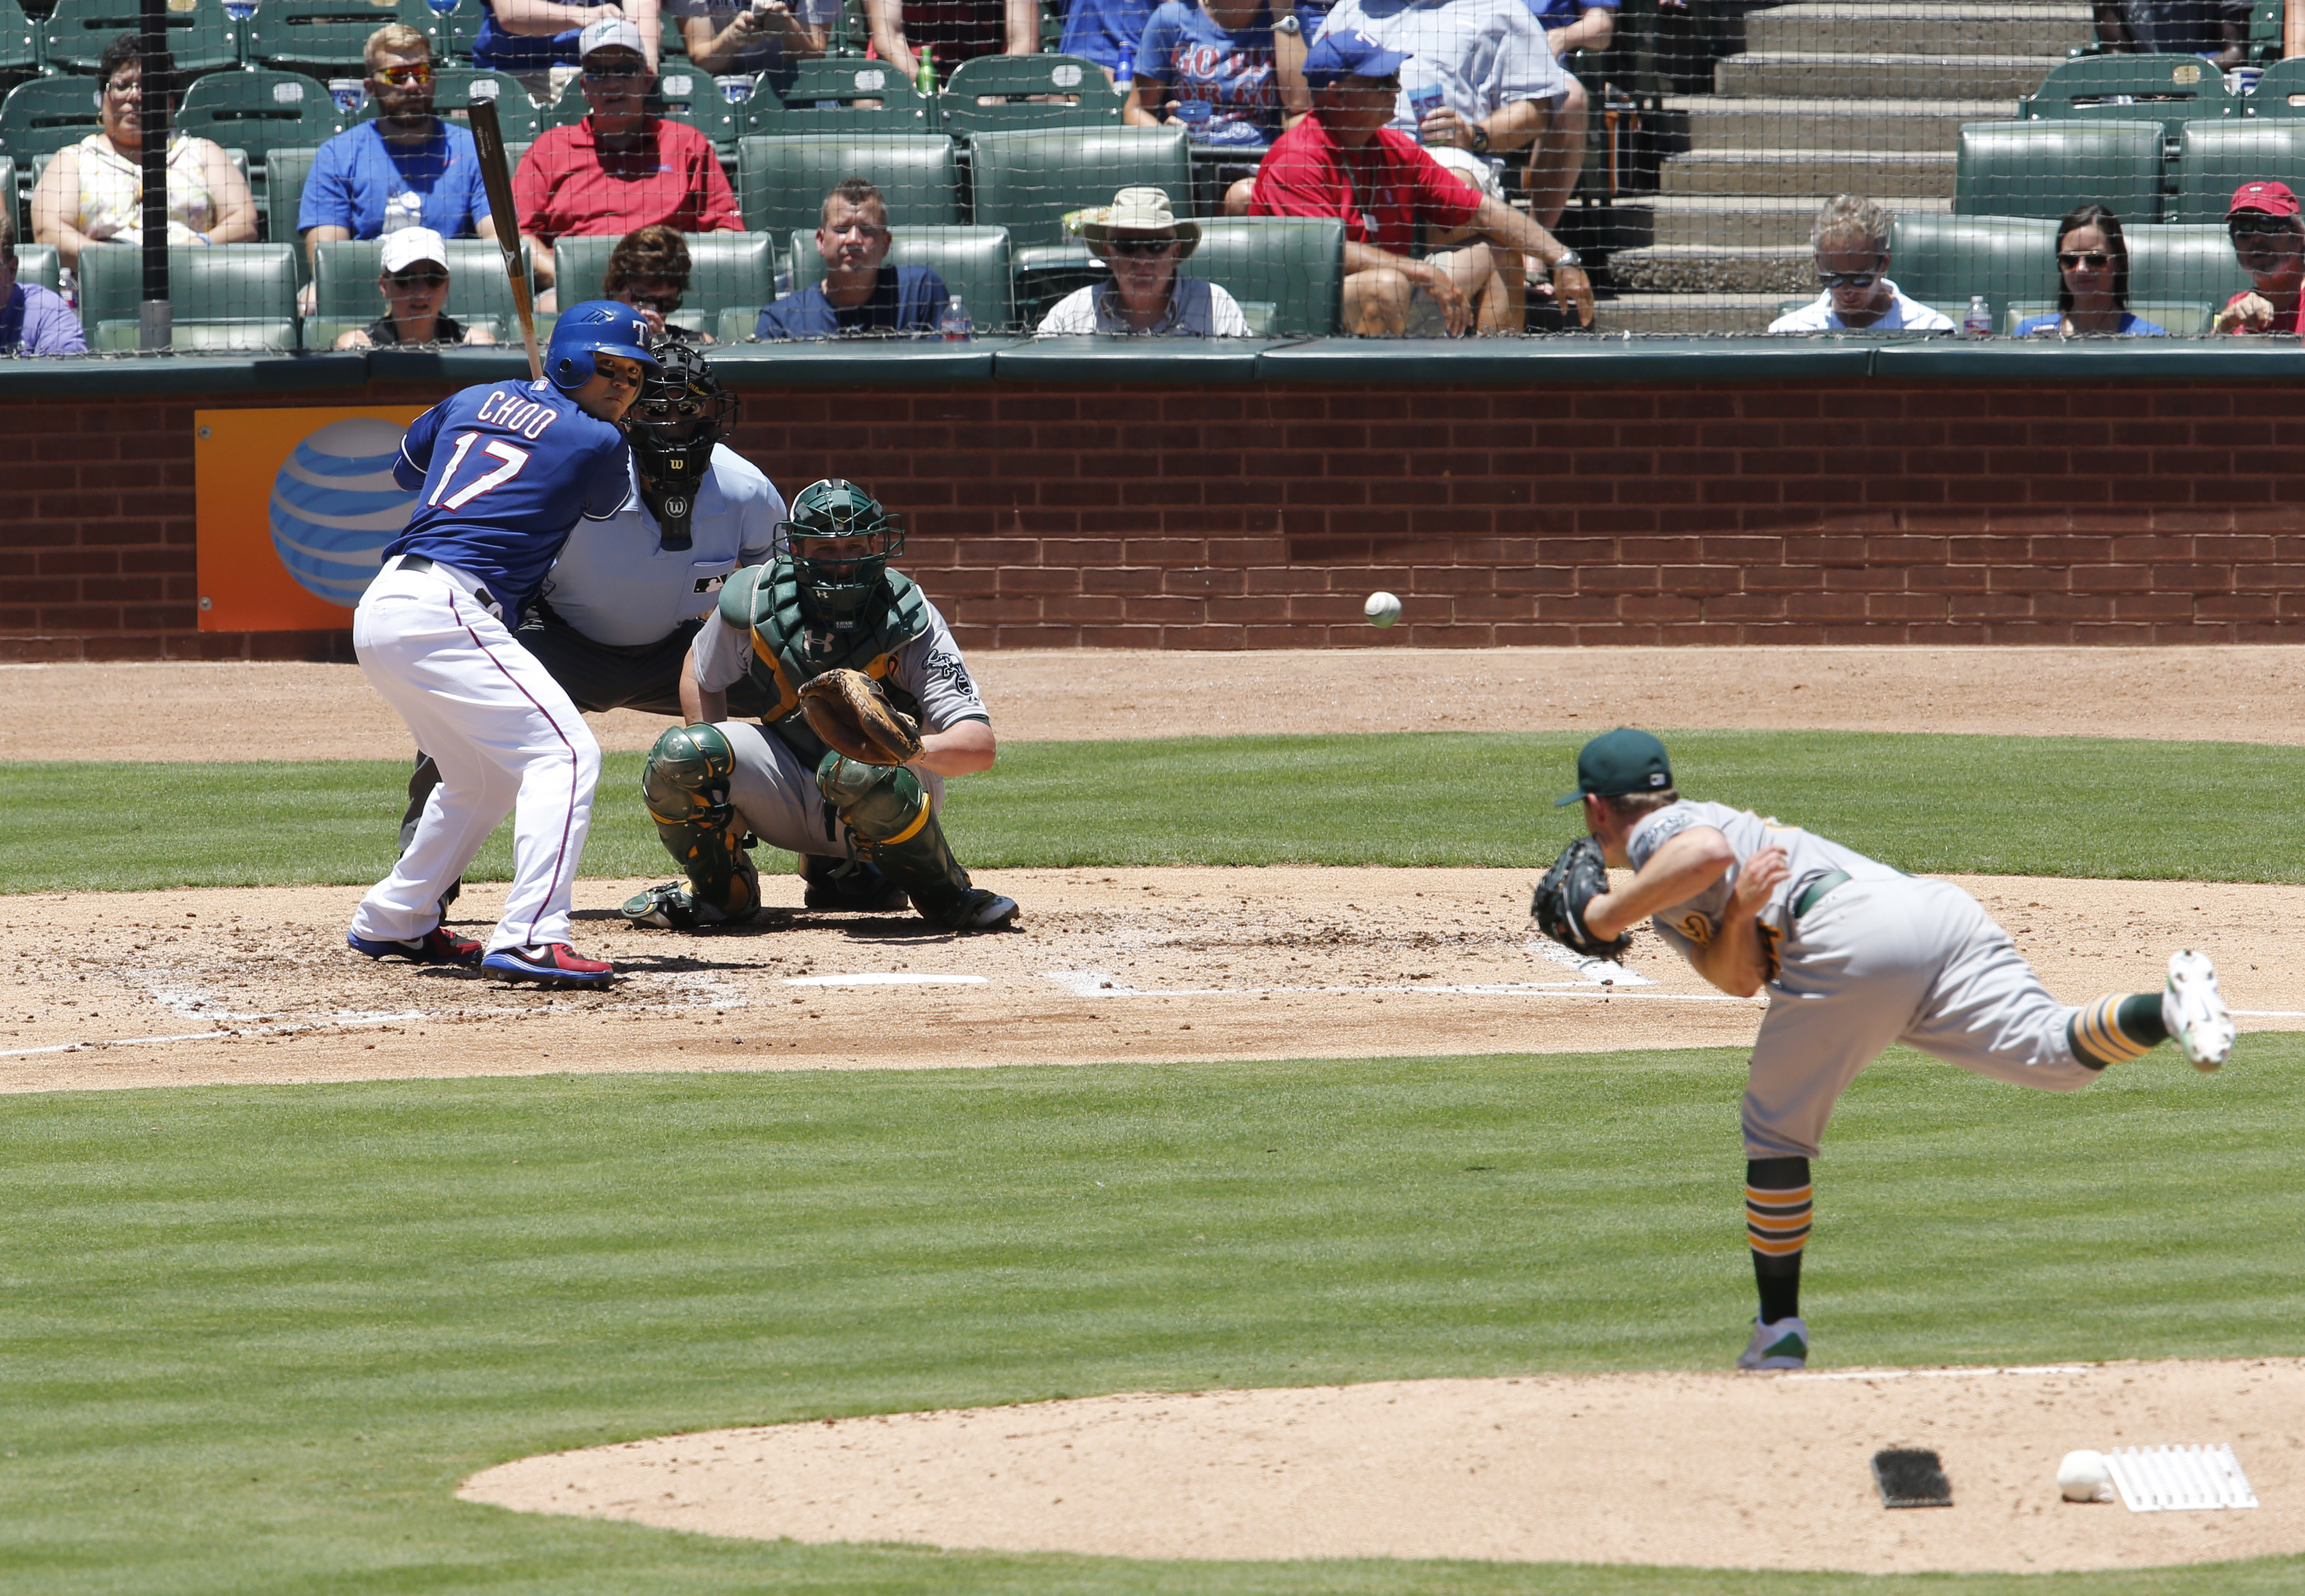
[714,558,930,757]
[815,751,1018,929]
[800,667,924,766]
[778,478,906,625]
[1532,834,1631,961]
[623,722,761,929]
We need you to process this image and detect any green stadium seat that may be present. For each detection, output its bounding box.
[2022,52,2235,135]
[746,57,933,133]
[0,153,12,241]
[966,125,1191,252]
[95,315,301,350]
[18,240,58,289]
[312,233,526,325]
[176,70,349,163]
[266,144,319,251]
[2249,54,2305,111]
[1187,216,1341,336]
[549,229,772,325]
[42,0,243,75]
[935,53,1122,136]
[0,0,37,78]
[2247,0,2282,63]
[0,74,106,165]
[781,222,1010,330]
[735,131,957,234]
[2171,119,2305,223]
[1886,213,2061,329]
[303,310,508,345]
[255,0,401,77]
[1954,119,2164,221]
[420,67,542,140]
[649,66,746,146]
[2125,220,2253,309]
[2003,298,2213,335]
[75,240,299,338]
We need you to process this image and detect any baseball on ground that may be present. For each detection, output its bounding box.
[1365,591,1402,628]
[2057,1449,2113,1502]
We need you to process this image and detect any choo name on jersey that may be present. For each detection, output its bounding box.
[473,389,563,440]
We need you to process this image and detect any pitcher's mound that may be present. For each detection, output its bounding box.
[460,1359,2305,1574]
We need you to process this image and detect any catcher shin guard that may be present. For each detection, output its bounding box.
[816,753,1019,930]
[625,724,759,928]
[1746,1156,1810,1325]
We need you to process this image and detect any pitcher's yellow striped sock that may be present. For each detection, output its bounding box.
[1746,1156,1810,1324]
[2068,993,2168,1069]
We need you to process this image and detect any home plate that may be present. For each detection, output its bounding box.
[783,974,990,987]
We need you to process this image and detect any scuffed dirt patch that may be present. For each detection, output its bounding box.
[460,1358,2305,1574]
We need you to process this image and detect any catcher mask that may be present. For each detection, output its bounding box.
[628,337,736,554]
[779,478,906,631]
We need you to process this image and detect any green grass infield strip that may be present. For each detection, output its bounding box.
[4,1043,2302,1594]
[5,730,2301,895]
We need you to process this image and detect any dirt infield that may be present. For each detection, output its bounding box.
[461,1359,2305,1574]
[12,644,2305,761]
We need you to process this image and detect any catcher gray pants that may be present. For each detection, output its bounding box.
[719,720,948,859]
[1743,875,2101,1160]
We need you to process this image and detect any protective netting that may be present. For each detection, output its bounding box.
[0,0,2292,348]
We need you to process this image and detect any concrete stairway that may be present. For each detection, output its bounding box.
[1598,2,2095,333]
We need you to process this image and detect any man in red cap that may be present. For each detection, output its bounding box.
[2212,180,2305,335]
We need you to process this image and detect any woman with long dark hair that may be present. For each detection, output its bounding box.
[2015,203,2167,337]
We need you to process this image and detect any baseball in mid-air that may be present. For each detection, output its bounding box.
[1365,590,1402,628]
[2057,1449,2112,1502]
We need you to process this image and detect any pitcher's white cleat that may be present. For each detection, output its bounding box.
[1736,1315,1809,1371]
[2164,950,2235,1072]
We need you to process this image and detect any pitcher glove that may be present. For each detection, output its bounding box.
[1532,835,1632,961]
[799,668,923,766]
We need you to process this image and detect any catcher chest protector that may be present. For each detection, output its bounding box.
[639,722,760,924]
[717,561,930,765]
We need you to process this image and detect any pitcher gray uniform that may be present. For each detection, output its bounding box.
[686,593,986,857]
[1630,801,2101,1161]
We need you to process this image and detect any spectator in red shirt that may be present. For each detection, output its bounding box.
[1248,29,1590,335]
[2212,180,2305,336]
[514,18,743,308]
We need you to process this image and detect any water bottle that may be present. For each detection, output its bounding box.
[1114,43,1133,92]
[774,264,793,298]
[222,0,257,21]
[1962,294,1992,337]
[328,77,366,117]
[916,43,936,97]
[425,0,460,16]
[938,294,971,342]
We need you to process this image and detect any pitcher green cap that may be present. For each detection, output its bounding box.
[1554,727,1673,806]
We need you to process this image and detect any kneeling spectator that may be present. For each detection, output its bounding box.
[1039,187,1248,335]
[2015,204,2165,338]
[1248,30,1592,335]
[755,178,951,338]
[607,224,714,342]
[2213,181,2305,335]
[1768,194,1953,332]
[332,228,499,347]
[1,209,85,356]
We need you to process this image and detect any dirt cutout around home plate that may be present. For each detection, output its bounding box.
[461,1359,2305,1575]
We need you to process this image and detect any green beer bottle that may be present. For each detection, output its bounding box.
[917,42,936,95]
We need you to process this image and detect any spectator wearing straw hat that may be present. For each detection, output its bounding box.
[332,228,500,348]
[1037,187,1250,335]
[2213,180,2305,335]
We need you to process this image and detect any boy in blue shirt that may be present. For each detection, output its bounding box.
[347,302,658,988]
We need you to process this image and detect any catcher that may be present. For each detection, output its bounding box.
[619,478,1020,934]
[1533,726,2235,1373]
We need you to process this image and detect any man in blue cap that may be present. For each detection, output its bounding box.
[1541,727,2237,1371]
[1246,28,1590,334]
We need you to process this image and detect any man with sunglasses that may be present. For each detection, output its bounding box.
[333,227,500,348]
[2212,180,2305,336]
[514,18,744,308]
[1038,185,1249,335]
[755,178,953,338]
[1767,193,1953,334]
[299,24,500,305]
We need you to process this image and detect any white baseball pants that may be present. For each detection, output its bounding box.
[349,562,601,954]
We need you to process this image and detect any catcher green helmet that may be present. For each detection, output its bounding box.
[779,478,906,624]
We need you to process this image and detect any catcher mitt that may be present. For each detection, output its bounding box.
[1531,835,1631,962]
[799,668,923,766]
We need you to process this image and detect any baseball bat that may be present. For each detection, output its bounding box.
[466,96,542,382]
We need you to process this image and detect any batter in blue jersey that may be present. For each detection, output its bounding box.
[347,302,659,989]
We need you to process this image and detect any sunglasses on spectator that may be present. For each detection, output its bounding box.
[1816,270,1879,288]
[373,63,433,85]
[626,289,684,311]
[1105,238,1179,258]
[387,269,449,289]
[2056,250,2111,269]
[2229,216,2294,238]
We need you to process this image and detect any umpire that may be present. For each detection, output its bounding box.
[399,338,780,869]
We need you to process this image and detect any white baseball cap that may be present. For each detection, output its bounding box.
[379,227,449,275]
[578,17,649,59]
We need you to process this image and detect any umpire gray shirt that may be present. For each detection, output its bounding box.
[538,443,785,649]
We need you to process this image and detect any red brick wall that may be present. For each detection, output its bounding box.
[9,379,2304,659]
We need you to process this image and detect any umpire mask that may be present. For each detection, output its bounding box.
[779,478,906,633]
[628,338,736,553]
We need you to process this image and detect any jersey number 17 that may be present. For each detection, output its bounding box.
[427,432,531,511]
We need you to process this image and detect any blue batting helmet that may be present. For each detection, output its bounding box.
[545,300,660,391]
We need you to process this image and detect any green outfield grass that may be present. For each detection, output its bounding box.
[5,1042,2303,1594]
[5,730,2303,895]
